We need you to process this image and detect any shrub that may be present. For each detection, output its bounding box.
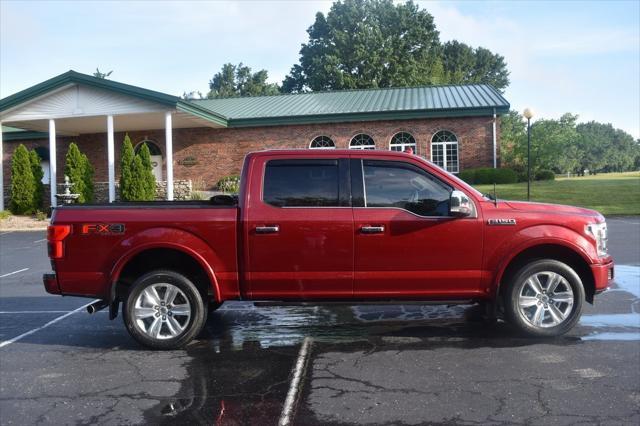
[457,167,517,185]
[535,169,556,181]
[0,210,11,220]
[190,191,206,200]
[64,143,94,203]
[119,134,135,200]
[217,175,240,193]
[29,150,44,210]
[35,210,47,221]
[10,144,36,214]
[137,143,156,200]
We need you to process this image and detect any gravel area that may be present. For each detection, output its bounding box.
[0,214,49,231]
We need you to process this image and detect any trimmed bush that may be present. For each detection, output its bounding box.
[9,144,36,214]
[217,175,240,193]
[535,169,556,181]
[119,134,135,200]
[458,167,518,185]
[64,143,94,203]
[29,149,44,210]
[137,143,156,200]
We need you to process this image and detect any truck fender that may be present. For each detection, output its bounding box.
[108,227,223,303]
[490,224,595,299]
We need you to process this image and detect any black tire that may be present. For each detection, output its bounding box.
[503,259,584,337]
[123,270,207,349]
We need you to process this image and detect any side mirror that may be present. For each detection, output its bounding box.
[210,194,237,206]
[450,190,472,217]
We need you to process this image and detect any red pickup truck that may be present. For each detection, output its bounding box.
[43,149,613,349]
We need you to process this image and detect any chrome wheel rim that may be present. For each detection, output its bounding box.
[133,283,191,340]
[518,271,574,328]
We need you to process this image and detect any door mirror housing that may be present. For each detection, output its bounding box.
[450,190,473,217]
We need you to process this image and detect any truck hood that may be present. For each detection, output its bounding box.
[503,200,604,221]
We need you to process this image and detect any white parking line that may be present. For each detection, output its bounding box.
[0,268,29,278]
[0,231,14,236]
[0,299,99,349]
[0,311,105,314]
[33,238,47,243]
[278,337,313,426]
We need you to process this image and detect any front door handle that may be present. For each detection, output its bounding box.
[360,225,385,234]
[255,225,280,234]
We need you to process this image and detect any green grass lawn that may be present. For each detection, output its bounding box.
[474,172,640,215]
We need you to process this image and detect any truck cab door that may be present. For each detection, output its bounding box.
[351,158,483,299]
[244,156,354,299]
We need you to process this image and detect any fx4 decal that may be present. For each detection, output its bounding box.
[81,223,125,235]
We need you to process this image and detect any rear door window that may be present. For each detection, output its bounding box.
[263,159,340,207]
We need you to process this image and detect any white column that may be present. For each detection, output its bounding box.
[0,122,4,211]
[107,115,115,202]
[49,119,57,207]
[165,111,174,200]
[492,109,497,169]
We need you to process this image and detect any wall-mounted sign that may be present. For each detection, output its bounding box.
[179,156,199,167]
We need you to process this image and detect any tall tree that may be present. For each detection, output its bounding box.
[119,134,135,200]
[282,0,509,92]
[442,41,509,91]
[207,63,280,98]
[137,143,157,200]
[283,0,443,92]
[64,143,93,203]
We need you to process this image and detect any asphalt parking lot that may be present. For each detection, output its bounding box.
[0,218,639,425]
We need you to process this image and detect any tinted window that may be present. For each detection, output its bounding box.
[264,160,340,207]
[363,160,452,216]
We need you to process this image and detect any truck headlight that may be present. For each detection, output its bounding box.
[585,222,608,257]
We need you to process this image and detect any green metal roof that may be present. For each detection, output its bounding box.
[1,71,509,138]
[193,84,509,127]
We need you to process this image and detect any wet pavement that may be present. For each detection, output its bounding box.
[0,217,639,425]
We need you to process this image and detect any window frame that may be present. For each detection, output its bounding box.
[389,132,417,153]
[430,130,459,174]
[349,133,376,150]
[353,159,459,218]
[261,158,351,209]
[309,135,336,149]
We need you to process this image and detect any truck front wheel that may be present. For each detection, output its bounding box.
[123,270,207,349]
[504,259,585,337]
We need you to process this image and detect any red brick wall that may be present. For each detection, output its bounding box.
[3,115,499,191]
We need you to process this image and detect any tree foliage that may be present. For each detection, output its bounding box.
[9,144,37,214]
[64,142,94,203]
[119,135,156,201]
[282,0,509,93]
[500,111,640,175]
[208,63,280,98]
[29,150,44,210]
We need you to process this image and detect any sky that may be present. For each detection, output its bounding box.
[1,0,639,138]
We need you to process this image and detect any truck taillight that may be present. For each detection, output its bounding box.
[47,225,71,259]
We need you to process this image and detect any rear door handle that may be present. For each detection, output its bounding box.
[360,225,385,234]
[255,225,280,234]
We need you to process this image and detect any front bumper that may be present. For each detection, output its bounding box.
[43,273,60,295]
[591,261,614,293]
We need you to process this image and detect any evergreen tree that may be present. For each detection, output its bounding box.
[137,143,156,200]
[119,134,135,201]
[129,155,147,200]
[82,152,95,203]
[29,149,44,210]
[10,144,36,214]
[64,143,89,203]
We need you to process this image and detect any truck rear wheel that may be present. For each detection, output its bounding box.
[503,259,584,337]
[123,270,206,349]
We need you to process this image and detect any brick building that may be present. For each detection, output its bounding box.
[0,71,509,208]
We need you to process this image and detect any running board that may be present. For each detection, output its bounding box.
[253,300,475,307]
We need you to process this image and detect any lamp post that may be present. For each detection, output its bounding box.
[523,108,534,201]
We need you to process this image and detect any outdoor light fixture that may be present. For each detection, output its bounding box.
[523,108,534,200]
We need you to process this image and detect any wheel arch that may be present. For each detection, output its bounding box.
[495,243,596,304]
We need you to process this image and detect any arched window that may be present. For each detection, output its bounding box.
[431,130,459,173]
[134,140,162,156]
[309,135,335,149]
[349,134,375,150]
[389,132,416,152]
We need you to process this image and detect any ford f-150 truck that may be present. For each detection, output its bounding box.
[43,149,613,349]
